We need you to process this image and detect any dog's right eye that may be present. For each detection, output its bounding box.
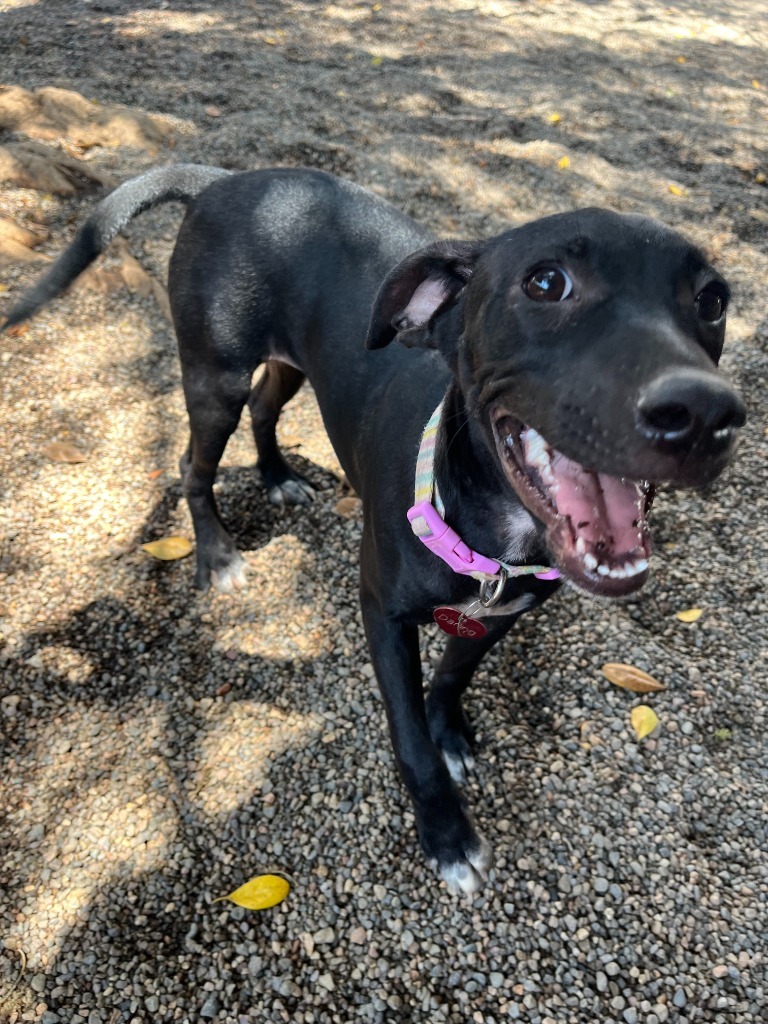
[523,266,573,302]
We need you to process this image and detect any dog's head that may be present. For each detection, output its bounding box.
[366,209,746,597]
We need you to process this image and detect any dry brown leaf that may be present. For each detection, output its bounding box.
[0,85,173,151]
[630,704,660,740]
[140,536,193,560]
[601,663,666,693]
[115,239,154,297]
[73,264,123,296]
[0,215,50,266]
[42,441,86,464]
[150,277,173,321]
[0,139,114,195]
[334,496,362,518]
[5,322,29,337]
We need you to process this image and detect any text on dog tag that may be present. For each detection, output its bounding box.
[433,607,488,639]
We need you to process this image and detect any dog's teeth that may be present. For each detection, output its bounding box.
[634,558,648,573]
[597,564,611,576]
[584,553,598,571]
[521,427,554,483]
[609,566,627,579]
[575,537,586,555]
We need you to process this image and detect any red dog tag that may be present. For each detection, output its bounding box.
[433,606,488,639]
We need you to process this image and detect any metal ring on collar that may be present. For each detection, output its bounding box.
[479,568,507,608]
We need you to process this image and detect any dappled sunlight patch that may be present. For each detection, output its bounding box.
[213,535,337,661]
[4,706,177,967]
[118,10,224,39]
[192,703,323,818]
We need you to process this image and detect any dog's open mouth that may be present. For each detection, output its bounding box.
[492,412,654,596]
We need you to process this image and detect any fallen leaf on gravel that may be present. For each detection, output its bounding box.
[0,139,114,195]
[557,155,570,169]
[42,441,86,464]
[213,874,290,910]
[676,607,703,623]
[140,536,193,560]
[713,727,732,742]
[631,704,659,740]
[602,663,666,693]
[5,322,29,337]
[0,215,49,265]
[334,496,362,517]
[0,85,173,151]
[147,468,165,480]
[668,183,686,196]
[548,112,562,123]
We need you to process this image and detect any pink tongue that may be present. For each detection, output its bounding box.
[550,451,644,553]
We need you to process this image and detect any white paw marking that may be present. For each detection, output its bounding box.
[268,479,315,507]
[211,556,247,593]
[443,750,475,784]
[437,835,493,896]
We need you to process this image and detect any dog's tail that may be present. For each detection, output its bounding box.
[2,163,232,330]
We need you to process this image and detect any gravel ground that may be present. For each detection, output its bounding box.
[1,1,767,1023]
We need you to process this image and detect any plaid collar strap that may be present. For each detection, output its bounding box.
[406,400,560,582]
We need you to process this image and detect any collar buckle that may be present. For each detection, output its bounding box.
[407,500,501,577]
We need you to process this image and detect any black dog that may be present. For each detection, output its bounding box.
[4,166,745,894]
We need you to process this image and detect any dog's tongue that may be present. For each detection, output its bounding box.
[550,450,644,553]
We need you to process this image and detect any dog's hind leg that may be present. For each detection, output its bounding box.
[247,361,315,506]
[179,361,253,592]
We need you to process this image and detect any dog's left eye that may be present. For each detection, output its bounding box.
[523,266,573,302]
[695,284,727,323]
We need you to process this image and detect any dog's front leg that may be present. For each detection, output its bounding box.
[360,587,492,895]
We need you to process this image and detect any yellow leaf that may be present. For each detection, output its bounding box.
[631,704,659,740]
[214,873,290,910]
[140,536,193,560]
[602,663,666,693]
[676,55,686,63]
[557,156,570,170]
[42,441,86,464]
[371,55,383,66]
[676,607,703,623]
[752,79,762,89]
[548,112,562,124]
[668,183,686,196]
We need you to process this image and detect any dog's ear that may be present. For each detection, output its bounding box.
[365,240,484,350]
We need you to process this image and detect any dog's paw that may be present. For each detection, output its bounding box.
[433,834,493,896]
[210,554,248,592]
[267,477,315,507]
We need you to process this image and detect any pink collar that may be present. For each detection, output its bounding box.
[407,401,560,582]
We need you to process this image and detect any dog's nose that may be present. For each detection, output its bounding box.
[637,369,746,449]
